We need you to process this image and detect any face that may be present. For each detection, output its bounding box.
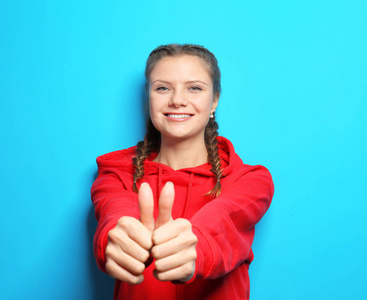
[148,55,219,143]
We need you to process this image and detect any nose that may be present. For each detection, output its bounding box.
[169,90,188,107]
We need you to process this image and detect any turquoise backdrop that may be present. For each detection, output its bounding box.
[1,0,366,299]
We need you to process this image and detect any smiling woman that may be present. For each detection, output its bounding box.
[149,55,219,169]
[91,44,274,300]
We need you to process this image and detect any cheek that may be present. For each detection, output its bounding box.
[148,96,157,116]
[149,94,168,115]
[148,98,162,127]
[199,97,214,113]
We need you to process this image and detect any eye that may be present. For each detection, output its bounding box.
[156,86,170,91]
[189,86,202,91]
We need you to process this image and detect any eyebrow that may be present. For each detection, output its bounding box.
[151,80,208,86]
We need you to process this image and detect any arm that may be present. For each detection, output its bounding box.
[148,166,273,283]
[92,170,159,284]
[91,170,141,272]
[190,165,274,280]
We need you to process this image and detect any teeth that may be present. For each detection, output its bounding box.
[166,114,192,118]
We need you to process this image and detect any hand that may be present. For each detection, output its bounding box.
[151,182,198,282]
[105,183,154,284]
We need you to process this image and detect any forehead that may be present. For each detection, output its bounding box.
[149,55,212,82]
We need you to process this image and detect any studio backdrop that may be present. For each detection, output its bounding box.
[1,1,366,299]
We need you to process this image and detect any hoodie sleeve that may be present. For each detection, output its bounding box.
[190,165,274,280]
[91,168,140,273]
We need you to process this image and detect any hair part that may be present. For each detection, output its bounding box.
[145,44,221,96]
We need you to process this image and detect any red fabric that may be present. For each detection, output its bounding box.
[91,136,274,300]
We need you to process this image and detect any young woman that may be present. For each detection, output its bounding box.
[91,44,274,300]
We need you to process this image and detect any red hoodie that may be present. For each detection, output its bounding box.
[91,136,274,300]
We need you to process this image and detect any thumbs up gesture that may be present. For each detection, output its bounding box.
[105,182,197,284]
[151,182,198,282]
[105,183,154,285]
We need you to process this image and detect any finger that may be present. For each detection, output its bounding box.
[114,216,152,250]
[154,248,197,273]
[156,182,174,228]
[108,224,151,262]
[106,243,146,276]
[153,262,196,282]
[121,238,150,263]
[139,182,155,233]
[152,229,197,259]
[153,218,192,245]
[105,257,145,285]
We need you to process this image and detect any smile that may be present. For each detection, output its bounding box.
[165,114,193,118]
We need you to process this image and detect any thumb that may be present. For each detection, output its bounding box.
[138,182,155,233]
[156,182,174,228]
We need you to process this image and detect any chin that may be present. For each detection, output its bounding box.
[161,131,205,142]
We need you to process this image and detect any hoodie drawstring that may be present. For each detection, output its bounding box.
[182,172,194,218]
[156,167,193,219]
[157,165,163,199]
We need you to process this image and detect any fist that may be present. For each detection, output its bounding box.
[151,182,198,282]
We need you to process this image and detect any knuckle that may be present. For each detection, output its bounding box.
[154,260,163,272]
[132,274,145,285]
[151,247,159,259]
[190,234,198,245]
[106,259,141,284]
[105,259,115,276]
[105,245,114,258]
[151,232,159,245]
[117,217,131,229]
[107,229,117,241]
[183,263,194,276]
[143,239,153,250]
[177,218,192,230]
[155,272,166,281]
[183,248,197,262]
[107,230,126,248]
[135,262,145,275]
[189,249,197,261]
[127,276,140,285]
[182,233,197,248]
[140,250,150,262]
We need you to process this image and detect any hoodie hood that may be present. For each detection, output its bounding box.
[95,136,245,221]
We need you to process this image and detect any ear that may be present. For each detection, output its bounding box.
[211,93,219,112]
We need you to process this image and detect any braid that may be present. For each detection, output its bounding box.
[205,113,222,198]
[132,119,160,192]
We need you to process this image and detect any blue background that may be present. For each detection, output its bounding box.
[1,0,366,299]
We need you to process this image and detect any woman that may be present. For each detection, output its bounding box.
[91,44,274,300]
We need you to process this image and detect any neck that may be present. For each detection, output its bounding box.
[154,135,208,170]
